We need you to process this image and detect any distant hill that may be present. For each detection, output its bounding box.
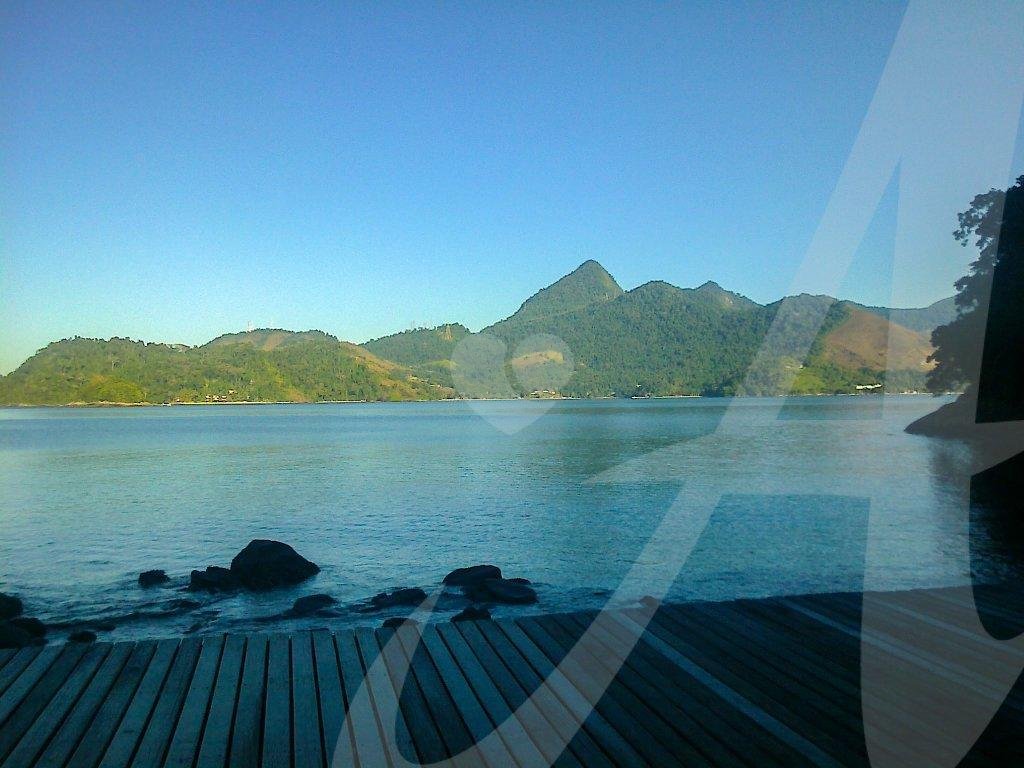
[364,261,951,398]
[862,297,956,335]
[0,331,451,405]
[363,324,471,388]
[0,262,954,404]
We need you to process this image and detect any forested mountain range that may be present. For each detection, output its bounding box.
[0,332,451,405]
[365,260,954,398]
[1,260,954,404]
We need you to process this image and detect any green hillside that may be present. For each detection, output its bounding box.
[0,332,451,405]
[363,324,471,388]
[863,297,957,334]
[364,262,942,398]
[1,261,949,405]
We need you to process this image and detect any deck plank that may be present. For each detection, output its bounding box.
[310,630,353,768]
[0,643,88,761]
[481,618,637,767]
[127,638,201,768]
[101,638,181,768]
[228,634,268,768]
[0,649,42,704]
[0,657,36,724]
[1,585,1023,767]
[639,606,849,765]
[0,642,106,767]
[357,626,421,767]
[388,625,485,764]
[195,634,246,768]
[164,634,226,768]
[719,598,980,759]
[459,620,596,768]
[260,634,292,768]
[519,614,697,766]
[418,625,529,767]
[0,646,63,728]
[361,626,432,766]
[658,604,872,761]
[32,642,134,767]
[559,611,767,767]
[67,641,158,768]
[334,630,388,768]
[437,621,575,768]
[291,632,324,768]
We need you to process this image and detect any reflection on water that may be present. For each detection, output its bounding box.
[0,396,1019,641]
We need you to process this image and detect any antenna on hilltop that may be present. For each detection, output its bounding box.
[246,321,254,333]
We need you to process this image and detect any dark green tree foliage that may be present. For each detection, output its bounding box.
[0,333,447,405]
[928,176,1024,420]
[363,324,471,388]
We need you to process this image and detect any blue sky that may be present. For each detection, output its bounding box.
[2,1,1023,373]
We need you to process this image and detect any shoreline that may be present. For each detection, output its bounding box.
[0,391,951,409]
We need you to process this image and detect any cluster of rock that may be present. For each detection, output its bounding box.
[439,564,537,625]
[0,593,48,649]
[186,540,321,593]
[5,545,533,648]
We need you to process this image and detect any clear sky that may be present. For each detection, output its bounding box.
[2,1,1023,373]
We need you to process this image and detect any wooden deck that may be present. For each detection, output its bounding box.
[1,584,1022,767]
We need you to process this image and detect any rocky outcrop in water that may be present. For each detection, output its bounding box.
[452,605,491,622]
[289,594,337,616]
[0,593,47,649]
[9,617,46,638]
[68,630,96,643]
[230,540,320,590]
[0,593,23,621]
[442,565,502,587]
[189,566,240,592]
[138,569,170,587]
[368,588,427,610]
[470,578,537,604]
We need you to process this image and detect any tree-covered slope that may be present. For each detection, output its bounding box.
[362,324,471,388]
[862,296,957,335]
[495,259,624,329]
[2,261,948,404]
[0,333,451,405]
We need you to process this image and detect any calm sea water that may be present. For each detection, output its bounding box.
[0,396,1017,642]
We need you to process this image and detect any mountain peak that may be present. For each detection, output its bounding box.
[489,260,624,329]
[694,281,758,310]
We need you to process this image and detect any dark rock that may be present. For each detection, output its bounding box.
[442,565,502,587]
[0,621,42,648]
[452,605,491,622]
[507,577,532,585]
[189,566,239,592]
[9,617,46,638]
[479,578,537,605]
[639,595,661,608]
[290,594,337,616]
[382,617,420,629]
[370,588,427,610]
[229,540,320,591]
[0,593,24,621]
[138,569,170,587]
[69,630,97,643]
